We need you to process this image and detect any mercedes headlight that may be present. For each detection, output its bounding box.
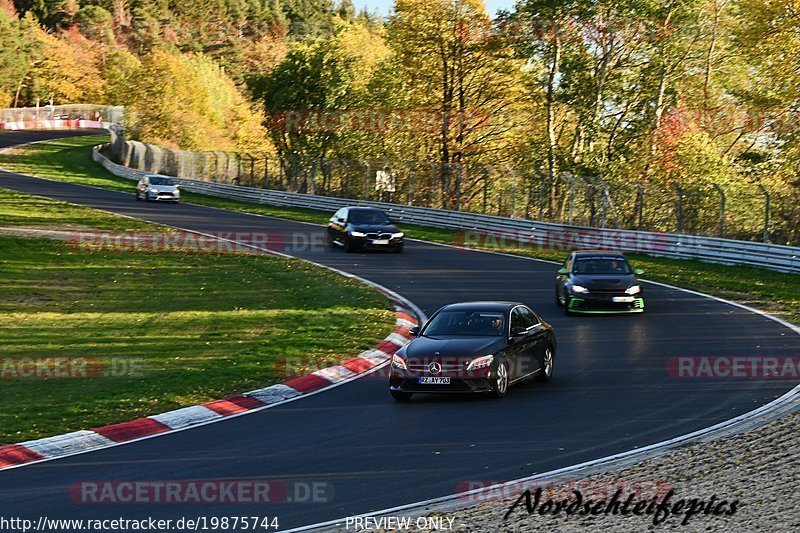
[351,231,366,237]
[392,232,404,239]
[391,354,407,369]
[625,285,641,295]
[572,285,589,294]
[466,354,494,371]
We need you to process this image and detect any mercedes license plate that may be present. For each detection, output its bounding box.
[418,377,450,385]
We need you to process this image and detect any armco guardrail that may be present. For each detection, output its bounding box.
[93,146,800,274]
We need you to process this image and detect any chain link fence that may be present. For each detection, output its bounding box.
[105,126,799,246]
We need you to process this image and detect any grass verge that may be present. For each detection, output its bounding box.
[1,133,798,325]
[0,187,394,444]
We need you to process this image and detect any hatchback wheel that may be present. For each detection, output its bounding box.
[491,360,509,398]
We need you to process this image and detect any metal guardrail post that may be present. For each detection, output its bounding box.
[508,165,517,218]
[757,184,770,243]
[406,161,416,205]
[635,184,644,231]
[712,183,726,238]
[481,165,490,214]
[236,154,242,186]
[567,174,575,225]
[363,160,371,201]
[341,160,351,198]
[538,178,547,221]
[455,164,462,211]
[432,163,439,209]
[220,152,230,183]
[671,183,684,234]
[325,159,336,195]
[248,154,256,187]
[292,156,299,192]
[308,160,317,195]
[262,153,270,188]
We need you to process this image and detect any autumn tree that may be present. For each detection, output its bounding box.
[0,9,40,107]
[123,49,271,152]
[387,0,526,209]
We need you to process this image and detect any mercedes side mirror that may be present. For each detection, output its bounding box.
[558,268,568,275]
[408,326,420,337]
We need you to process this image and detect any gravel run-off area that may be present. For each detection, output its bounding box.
[422,410,799,532]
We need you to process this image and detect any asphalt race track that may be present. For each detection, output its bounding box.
[1,131,798,530]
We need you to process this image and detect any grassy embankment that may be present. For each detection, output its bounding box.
[0,185,394,444]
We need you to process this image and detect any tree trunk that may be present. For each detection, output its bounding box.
[703,0,722,110]
[545,22,562,219]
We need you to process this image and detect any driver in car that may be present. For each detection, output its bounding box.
[609,259,625,272]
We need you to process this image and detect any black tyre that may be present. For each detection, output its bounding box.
[327,233,336,249]
[391,390,412,402]
[135,191,142,201]
[554,287,563,307]
[393,244,404,253]
[536,346,554,382]
[490,360,509,398]
[344,237,356,253]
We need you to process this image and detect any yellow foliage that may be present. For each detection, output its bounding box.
[31,28,106,104]
[124,50,271,153]
[244,34,288,77]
